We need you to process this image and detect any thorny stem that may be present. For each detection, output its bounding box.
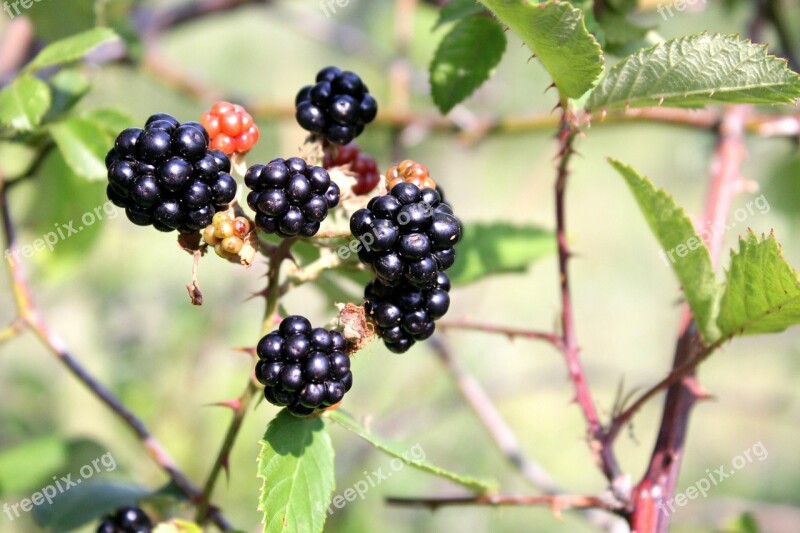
[196,238,295,524]
[553,106,621,483]
[385,493,620,513]
[0,174,233,531]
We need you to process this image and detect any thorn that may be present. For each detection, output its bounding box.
[527,54,537,63]
[222,453,230,483]
[551,102,562,114]
[208,398,243,411]
[544,82,557,94]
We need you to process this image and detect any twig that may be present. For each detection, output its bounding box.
[278,250,343,297]
[0,318,25,344]
[437,320,562,348]
[0,174,232,531]
[385,493,618,513]
[429,337,561,491]
[627,105,750,533]
[195,238,295,524]
[553,108,620,482]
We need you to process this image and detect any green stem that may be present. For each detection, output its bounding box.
[196,238,295,524]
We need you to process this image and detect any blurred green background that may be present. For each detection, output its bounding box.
[1,1,799,532]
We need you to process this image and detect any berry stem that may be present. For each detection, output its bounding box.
[195,237,296,524]
[0,173,234,531]
[278,250,343,297]
[0,317,25,344]
[436,320,563,348]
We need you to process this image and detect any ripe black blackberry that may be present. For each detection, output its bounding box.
[245,158,340,238]
[105,113,237,234]
[295,66,378,145]
[96,506,152,533]
[365,271,451,354]
[350,182,461,288]
[255,316,353,417]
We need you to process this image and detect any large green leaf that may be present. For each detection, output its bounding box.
[478,0,603,98]
[718,231,800,338]
[32,480,151,532]
[434,0,487,28]
[430,17,507,114]
[258,410,335,533]
[0,436,65,497]
[49,117,111,181]
[83,108,135,137]
[23,149,109,272]
[46,69,91,120]
[609,159,720,343]
[328,410,496,494]
[587,33,800,110]
[25,27,119,72]
[0,75,51,131]
[448,223,554,285]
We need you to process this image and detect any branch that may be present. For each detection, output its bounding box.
[437,320,562,348]
[552,108,620,482]
[195,238,295,524]
[278,250,343,297]
[0,318,25,344]
[385,493,619,513]
[0,174,233,531]
[627,105,750,533]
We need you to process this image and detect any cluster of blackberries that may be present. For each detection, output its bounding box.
[96,506,152,533]
[105,113,237,233]
[245,157,340,238]
[365,271,451,353]
[295,66,378,145]
[322,143,380,195]
[350,182,461,288]
[256,316,353,417]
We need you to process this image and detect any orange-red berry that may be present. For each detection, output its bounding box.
[202,102,260,156]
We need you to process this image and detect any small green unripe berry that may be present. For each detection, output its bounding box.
[203,225,220,245]
[212,211,231,226]
[221,236,244,254]
[214,220,235,239]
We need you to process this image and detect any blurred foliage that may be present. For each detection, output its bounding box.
[0,0,799,532]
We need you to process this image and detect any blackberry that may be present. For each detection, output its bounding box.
[295,66,378,145]
[105,113,236,234]
[365,271,451,353]
[96,506,152,533]
[256,316,353,416]
[350,182,461,288]
[245,158,340,238]
[322,143,380,195]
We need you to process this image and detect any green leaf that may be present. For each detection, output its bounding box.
[27,0,97,41]
[49,117,111,181]
[328,410,497,494]
[0,436,66,497]
[597,11,651,56]
[32,480,151,532]
[609,159,720,342]
[22,149,109,272]
[717,231,800,338]
[0,75,51,131]
[434,0,486,28]
[448,223,554,285]
[25,27,119,73]
[478,0,603,98]
[430,17,507,114]
[586,33,800,111]
[0,141,39,179]
[46,69,91,120]
[83,107,135,137]
[258,410,335,533]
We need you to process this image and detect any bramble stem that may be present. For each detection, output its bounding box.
[0,174,233,531]
[437,320,562,348]
[195,238,295,524]
[385,493,619,513]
